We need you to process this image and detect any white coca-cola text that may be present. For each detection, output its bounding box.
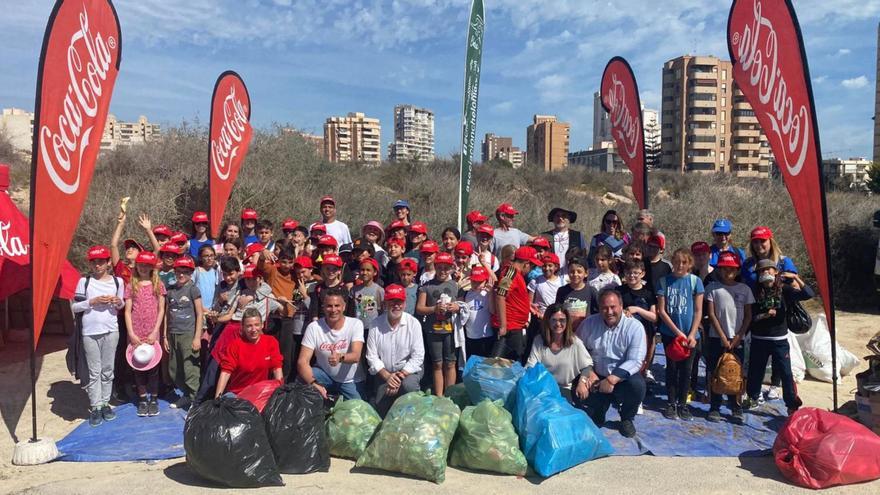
[732,0,810,176]
[604,72,641,160]
[0,221,28,258]
[211,85,249,181]
[39,8,115,195]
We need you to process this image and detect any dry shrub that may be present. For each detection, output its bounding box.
[4,126,879,309]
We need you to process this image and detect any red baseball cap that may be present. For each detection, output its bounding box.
[387,220,408,232]
[399,258,418,273]
[690,241,711,255]
[86,245,111,261]
[647,234,665,249]
[750,226,773,241]
[320,195,336,206]
[294,256,314,269]
[321,254,343,267]
[152,225,172,238]
[191,211,209,223]
[159,243,181,256]
[245,242,265,257]
[385,284,407,302]
[515,246,543,266]
[360,257,380,272]
[170,232,188,246]
[454,241,474,256]
[282,218,299,231]
[242,264,262,279]
[470,265,490,282]
[542,252,560,265]
[466,210,488,224]
[387,237,406,249]
[241,208,259,221]
[409,221,428,235]
[318,235,338,247]
[173,257,196,270]
[716,251,741,268]
[531,237,551,249]
[420,240,439,254]
[135,251,158,266]
[310,223,327,234]
[123,238,144,251]
[435,252,454,266]
[496,203,519,216]
[476,224,495,237]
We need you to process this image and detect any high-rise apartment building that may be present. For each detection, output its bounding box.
[0,108,35,152]
[388,105,434,162]
[482,133,524,168]
[324,112,381,164]
[100,115,161,151]
[526,115,570,172]
[660,55,772,177]
[592,92,613,150]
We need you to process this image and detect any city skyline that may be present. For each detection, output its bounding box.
[0,1,876,160]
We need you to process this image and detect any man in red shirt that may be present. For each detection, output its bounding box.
[215,308,283,397]
[492,246,543,362]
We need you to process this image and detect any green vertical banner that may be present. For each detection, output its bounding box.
[457,0,485,231]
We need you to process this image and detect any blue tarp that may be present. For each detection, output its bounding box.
[56,400,186,462]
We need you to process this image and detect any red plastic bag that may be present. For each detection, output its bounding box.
[773,407,880,489]
[237,379,283,413]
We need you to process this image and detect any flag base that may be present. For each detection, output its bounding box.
[12,437,59,465]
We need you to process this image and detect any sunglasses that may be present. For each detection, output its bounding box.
[604,218,619,225]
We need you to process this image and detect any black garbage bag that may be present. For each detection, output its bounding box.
[263,382,330,474]
[184,397,283,488]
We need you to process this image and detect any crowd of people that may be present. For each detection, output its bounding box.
[71,195,813,438]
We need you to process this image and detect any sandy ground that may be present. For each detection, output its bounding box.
[1,311,879,495]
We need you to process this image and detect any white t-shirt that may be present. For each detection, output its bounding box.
[419,270,435,286]
[302,316,365,383]
[464,288,493,339]
[527,275,564,313]
[470,252,499,272]
[321,220,352,246]
[588,270,621,294]
[705,281,755,339]
[72,276,125,336]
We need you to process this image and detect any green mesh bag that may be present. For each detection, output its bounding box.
[449,399,527,476]
[325,398,381,460]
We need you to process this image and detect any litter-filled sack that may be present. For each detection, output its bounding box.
[444,383,471,411]
[463,356,525,411]
[263,383,330,474]
[356,391,460,483]
[773,407,880,489]
[514,364,613,477]
[796,314,860,382]
[184,397,283,488]
[449,399,527,476]
[237,379,283,413]
[326,398,381,460]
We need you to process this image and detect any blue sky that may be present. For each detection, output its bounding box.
[1,0,878,159]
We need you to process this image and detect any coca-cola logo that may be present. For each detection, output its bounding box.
[0,221,28,258]
[730,0,809,176]
[210,85,249,181]
[39,8,116,195]
[318,341,348,353]
[604,73,641,160]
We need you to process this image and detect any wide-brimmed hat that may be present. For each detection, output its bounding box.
[126,342,162,371]
[547,207,577,224]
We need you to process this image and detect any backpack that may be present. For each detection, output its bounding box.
[66,275,120,381]
[711,351,744,396]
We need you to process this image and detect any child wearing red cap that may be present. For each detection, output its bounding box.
[418,240,439,285]
[416,252,462,395]
[404,221,429,262]
[109,208,143,285]
[463,266,494,358]
[240,208,259,246]
[352,258,384,329]
[398,258,419,315]
[124,251,166,417]
[475,224,500,273]
[528,253,565,320]
[188,211,213,259]
[73,246,126,426]
[308,254,356,321]
[646,233,672,293]
[461,210,489,250]
[164,257,204,410]
[453,241,476,291]
[157,243,181,290]
[382,238,407,286]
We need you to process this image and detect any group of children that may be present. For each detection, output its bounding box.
[72,199,811,427]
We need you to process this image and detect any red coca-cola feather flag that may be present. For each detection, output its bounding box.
[30,0,122,348]
[728,0,837,399]
[600,57,648,209]
[208,71,252,239]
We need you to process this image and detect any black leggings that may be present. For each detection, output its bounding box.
[663,335,696,405]
[133,366,159,396]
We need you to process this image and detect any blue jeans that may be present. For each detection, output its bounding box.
[311,367,366,400]
[747,338,798,409]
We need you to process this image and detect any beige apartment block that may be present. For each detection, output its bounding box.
[324,112,381,164]
[100,115,161,151]
[388,105,434,162]
[0,108,35,152]
[527,115,570,172]
[660,55,772,177]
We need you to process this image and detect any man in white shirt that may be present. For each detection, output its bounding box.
[314,195,352,246]
[298,287,366,400]
[365,284,425,416]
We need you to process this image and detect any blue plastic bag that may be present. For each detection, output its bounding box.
[462,356,525,411]
[514,364,613,477]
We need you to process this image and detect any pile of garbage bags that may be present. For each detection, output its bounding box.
[449,399,527,476]
[263,383,330,474]
[357,391,460,483]
[325,398,382,460]
[462,356,524,411]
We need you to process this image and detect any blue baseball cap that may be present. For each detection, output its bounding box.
[711,219,732,234]
[393,199,411,209]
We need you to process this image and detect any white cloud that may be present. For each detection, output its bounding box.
[813,75,828,84]
[841,76,869,89]
[837,48,852,56]
[536,74,571,104]
[490,101,513,114]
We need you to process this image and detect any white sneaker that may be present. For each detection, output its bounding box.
[757,394,766,406]
[636,403,644,415]
[645,370,656,384]
[766,386,781,400]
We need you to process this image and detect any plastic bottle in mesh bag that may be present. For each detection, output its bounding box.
[325,398,382,460]
[449,399,527,476]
